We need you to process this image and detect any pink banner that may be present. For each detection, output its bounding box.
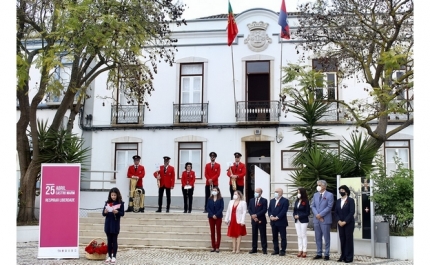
[38,164,80,258]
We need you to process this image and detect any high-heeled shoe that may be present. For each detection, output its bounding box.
[302,252,307,258]
[297,251,303,257]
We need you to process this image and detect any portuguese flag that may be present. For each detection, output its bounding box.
[227,1,238,46]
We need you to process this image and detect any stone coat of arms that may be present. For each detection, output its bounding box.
[244,21,272,52]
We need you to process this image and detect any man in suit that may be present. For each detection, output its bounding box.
[311,179,334,260]
[126,155,146,212]
[227,152,246,200]
[203,152,221,213]
[248,187,268,254]
[153,156,175,213]
[268,187,289,256]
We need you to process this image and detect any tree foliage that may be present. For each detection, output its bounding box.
[370,155,414,236]
[16,0,186,222]
[292,0,414,150]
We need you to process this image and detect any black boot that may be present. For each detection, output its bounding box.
[166,208,170,213]
[139,207,145,213]
[126,206,133,212]
[155,208,161,212]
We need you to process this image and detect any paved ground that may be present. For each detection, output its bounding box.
[17,241,413,265]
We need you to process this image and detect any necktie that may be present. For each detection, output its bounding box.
[135,166,138,171]
[320,193,323,202]
[164,166,167,174]
[211,163,214,169]
[256,198,259,206]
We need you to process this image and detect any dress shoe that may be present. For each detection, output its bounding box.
[279,251,286,256]
[302,252,307,258]
[183,210,187,213]
[210,249,215,252]
[188,211,191,213]
[313,255,322,259]
[155,209,161,212]
[297,251,303,257]
[166,209,170,213]
[324,256,330,261]
[262,250,267,254]
[215,249,219,253]
[337,258,345,262]
[248,250,257,254]
[344,261,352,263]
[139,208,144,213]
[271,252,279,255]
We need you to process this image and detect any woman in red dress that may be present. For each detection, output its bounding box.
[225,190,247,253]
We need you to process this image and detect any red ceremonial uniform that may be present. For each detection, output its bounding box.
[181,170,196,187]
[153,165,175,188]
[227,162,246,186]
[127,164,145,187]
[204,162,221,186]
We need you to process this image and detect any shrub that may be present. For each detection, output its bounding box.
[370,155,413,236]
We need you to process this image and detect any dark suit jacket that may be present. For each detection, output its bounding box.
[268,197,289,227]
[293,199,310,223]
[334,197,355,225]
[248,197,268,225]
[206,197,224,219]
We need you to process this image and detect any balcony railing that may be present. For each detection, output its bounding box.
[236,101,281,122]
[111,104,144,124]
[173,103,208,123]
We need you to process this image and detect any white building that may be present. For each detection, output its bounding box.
[19,8,414,210]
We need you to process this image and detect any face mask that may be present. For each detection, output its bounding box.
[254,193,260,198]
[274,192,279,199]
[233,195,238,200]
[340,192,346,197]
[317,186,322,192]
[297,193,301,199]
[212,191,218,196]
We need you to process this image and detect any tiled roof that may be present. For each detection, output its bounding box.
[196,12,302,20]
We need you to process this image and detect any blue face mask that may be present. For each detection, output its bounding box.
[254,193,260,198]
[274,192,279,199]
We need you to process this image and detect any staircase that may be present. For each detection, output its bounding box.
[79,210,318,252]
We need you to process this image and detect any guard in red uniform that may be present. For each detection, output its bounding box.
[227,152,246,200]
[204,152,221,213]
[153,156,175,213]
[126,155,146,212]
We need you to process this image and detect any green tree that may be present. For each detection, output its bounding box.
[16,0,186,222]
[293,0,413,150]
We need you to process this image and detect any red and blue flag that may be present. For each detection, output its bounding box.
[278,0,290,40]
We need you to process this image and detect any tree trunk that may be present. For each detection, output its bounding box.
[17,161,40,223]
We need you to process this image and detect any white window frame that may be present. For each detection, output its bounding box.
[178,142,202,179]
[180,63,203,104]
[384,140,410,175]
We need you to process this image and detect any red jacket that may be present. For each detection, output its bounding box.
[227,162,246,186]
[127,164,145,187]
[153,165,175,188]
[181,170,196,187]
[204,162,221,186]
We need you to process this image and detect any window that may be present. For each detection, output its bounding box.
[178,142,202,179]
[114,143,138,179]
[312,59,338,100]
[316,140,340,155]
[384,140,410,174]
[46,63,72,104]
[180,64,203,104]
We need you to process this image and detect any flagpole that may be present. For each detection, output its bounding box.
[231,45,237,116]
[279,38,283,97]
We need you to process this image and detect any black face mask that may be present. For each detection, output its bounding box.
[339,192,346,197]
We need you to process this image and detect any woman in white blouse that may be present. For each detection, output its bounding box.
[224,190,247,253]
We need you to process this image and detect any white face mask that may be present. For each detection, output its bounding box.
[254,193,260,198]
[297,193,301,199]
[233,195,238,200]
[274,192,279,199]
[317,186,322,192]
[212,191,218,196]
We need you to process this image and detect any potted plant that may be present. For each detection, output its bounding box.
[370,154,413,260]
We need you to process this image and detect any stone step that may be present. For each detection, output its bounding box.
[79,236,318,251]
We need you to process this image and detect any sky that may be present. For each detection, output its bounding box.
[179,0,305,20]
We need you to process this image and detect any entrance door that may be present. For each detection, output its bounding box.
[246,61,270,121]
[246,141,270,205]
